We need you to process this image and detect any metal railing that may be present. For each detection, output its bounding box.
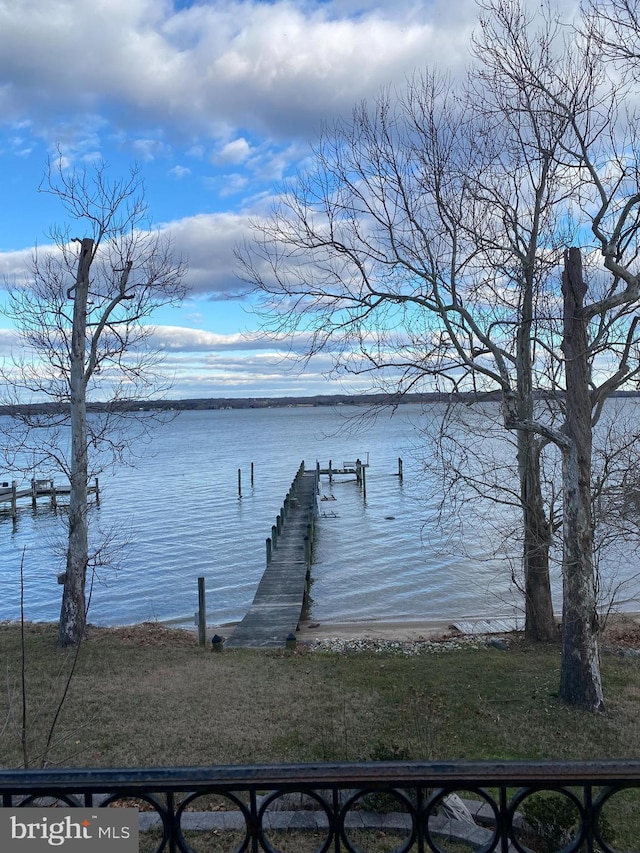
[1,760,639,852]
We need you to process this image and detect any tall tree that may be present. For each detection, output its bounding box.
[3,161,187,646]
[241,0,640,709]
[241,66,563,640]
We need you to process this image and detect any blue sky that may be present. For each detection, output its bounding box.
[0,0,493,398]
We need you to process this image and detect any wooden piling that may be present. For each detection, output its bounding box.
[362,464,367,501]
[11,481,17,520]
[266,537,272,564]
[238,468,242,499]
[398,457,403,481]
[197,576,206,648]
[251,462,254,486]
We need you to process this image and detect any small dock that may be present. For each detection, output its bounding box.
[316,454,369,483]
[0,478,100,519]
[226,463,318,648]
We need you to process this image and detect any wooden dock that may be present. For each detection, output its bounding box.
[316,454,369,482]
[226,464,318,648]
[0,477,100,519]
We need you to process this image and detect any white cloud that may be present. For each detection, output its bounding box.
[216,138,252,165]
[150,326,267,352]
[169,164,191,179]
[204,172,249,197]
[129,137,170,162]
[0,327,20,356]
[0,0,479,144]
[0,246,33,282]
[156,346,359,397]
[0,209,257,297]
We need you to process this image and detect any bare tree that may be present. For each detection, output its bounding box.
[240,1,640,710]
[476,0,640,710]
[2,160,187,646]
[584,0,640,70]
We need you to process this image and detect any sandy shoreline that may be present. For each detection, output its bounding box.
[296,618,460,641]
[206,615,526,643]
[205,612,640,643]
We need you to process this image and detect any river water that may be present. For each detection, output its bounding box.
[0,402,637,628]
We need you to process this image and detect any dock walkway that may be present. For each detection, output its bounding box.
[0,477,99,519]
[226,465,318,648]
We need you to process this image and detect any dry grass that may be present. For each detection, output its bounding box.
[3,619,640,850]
[2,619,640,769]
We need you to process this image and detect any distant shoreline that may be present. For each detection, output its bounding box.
[2,388,640,417]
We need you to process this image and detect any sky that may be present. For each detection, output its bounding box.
[0,0,533,399]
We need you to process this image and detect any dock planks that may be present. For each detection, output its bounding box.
[226,469,318,648]
[0,478,99,518]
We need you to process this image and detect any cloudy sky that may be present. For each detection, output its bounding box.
[0,0,486,399]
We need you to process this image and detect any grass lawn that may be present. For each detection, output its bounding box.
[1,619,640,850]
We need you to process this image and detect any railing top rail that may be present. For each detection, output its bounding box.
[1,760,640,793]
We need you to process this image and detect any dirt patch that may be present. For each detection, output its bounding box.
[88,622,198,647]
[600,614,640,651]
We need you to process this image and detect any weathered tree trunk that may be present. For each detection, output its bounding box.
[559,247,604,711]
[515,280,556,642]
[519,432,556,641]
[58,238,93,647]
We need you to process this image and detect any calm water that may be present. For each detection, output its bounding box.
[0,403,636,628]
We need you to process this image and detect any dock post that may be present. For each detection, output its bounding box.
[31,479,37,510]
[398,457,403,482]
[276,513,282,535]
[11,481,17,520]
[362,465,367,501]
[266,537,272,564]
[251,462,254,487]
[197,576,206,648]
[94,477,100,505]
[272,524,278,549]
[238,468,242,499]
[328,459,333,483]
[51,482,57,510]
[306,523,313,565]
